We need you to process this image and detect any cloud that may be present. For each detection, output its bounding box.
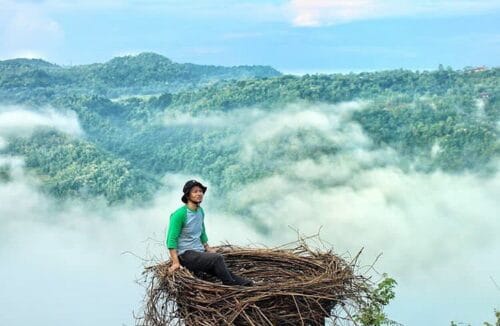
[0,167,264,326]
[289,0,384,27]
[212,101,499,324]
[205,102,499,275]
[165,100,499,277]
[239,101,380,161]
[287,0,500,27]
[0,1,63,60]
[1,100,499,325]
[0,137,7,150]
[0,106,83,138]
[161,101,500,324]
[0,103,263,325]
[235,165,500,271]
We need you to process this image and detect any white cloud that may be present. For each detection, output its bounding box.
[1,100,498,325]
[225,102,500,324]
[236,165,500,271]
[0,168,264,326]
[164,100,500,278]
[287,0,500,27]
[240,101,373,160]
[0,106,83,138]
[289,0,384,26]
[161,102,500,324]
[0,137,6,150]
[211,102,500,278]
[0,1,64,60]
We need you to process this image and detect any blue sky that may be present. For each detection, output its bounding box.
[0,0,499,72]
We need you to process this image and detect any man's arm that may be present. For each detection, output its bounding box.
[166,209,184,249]
[166,210,185,272]
[168,249,181,272]
[200,220,208,244]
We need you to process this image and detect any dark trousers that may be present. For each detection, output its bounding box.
[178,250,250,285]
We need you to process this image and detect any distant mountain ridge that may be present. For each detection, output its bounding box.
[0,52,282,99]
[0,58,59,69]
[0,52,280,75]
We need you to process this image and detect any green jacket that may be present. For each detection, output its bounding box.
[166,205,208,250]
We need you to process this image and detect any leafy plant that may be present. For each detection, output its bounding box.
[355,274,399,326]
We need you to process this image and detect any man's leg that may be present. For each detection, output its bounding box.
[179,250,236,285]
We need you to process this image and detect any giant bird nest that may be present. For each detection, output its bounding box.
[137,237,378,325]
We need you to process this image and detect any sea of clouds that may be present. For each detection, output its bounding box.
[0,102,498,325]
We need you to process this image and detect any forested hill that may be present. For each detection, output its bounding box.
[0,52,281,100]
[0,61,498,206]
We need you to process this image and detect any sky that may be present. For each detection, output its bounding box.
[0,0,499,72]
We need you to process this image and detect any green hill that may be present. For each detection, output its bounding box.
[0,59,498,205]
[0,52,281,101]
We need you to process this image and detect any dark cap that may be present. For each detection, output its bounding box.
[181,180,207,203]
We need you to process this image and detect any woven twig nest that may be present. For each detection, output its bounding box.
[138,239,374,326]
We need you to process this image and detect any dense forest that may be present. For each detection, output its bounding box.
[0,52,281,101]
[0,53,498,206]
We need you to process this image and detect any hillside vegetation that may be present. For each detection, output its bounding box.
[0,55,498,204]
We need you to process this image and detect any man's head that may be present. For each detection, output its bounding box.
[181,180,207,204]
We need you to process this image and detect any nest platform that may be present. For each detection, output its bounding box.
[138,240,374,326]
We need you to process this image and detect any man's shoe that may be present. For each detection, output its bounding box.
[242,279,253,286]
[231,273,253,286]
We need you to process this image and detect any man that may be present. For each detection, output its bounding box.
[166,180,253,286]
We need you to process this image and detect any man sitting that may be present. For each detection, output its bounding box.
[166,180,253,286]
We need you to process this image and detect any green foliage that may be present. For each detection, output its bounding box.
[0,57,498,205]
[0,52,281,102]
[351,95,500,172]
[0,164,11,182]
[450,309,499,326]
[355,275,398,326]
[483,309,500,326]
[168,68,499,113]
[5,129,159,204]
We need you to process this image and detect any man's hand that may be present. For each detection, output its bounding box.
[168,262,181,273]
[204,243,216,253]
[168,249,181,274]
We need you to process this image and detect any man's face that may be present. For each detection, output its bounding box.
[188,186,204,204]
